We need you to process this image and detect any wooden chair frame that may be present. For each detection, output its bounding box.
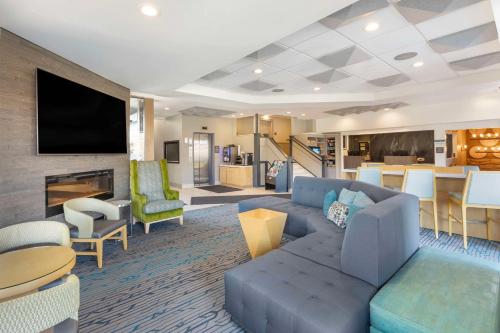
[402,168,439,239]
[448,171,500,249]
[71,225,127,269]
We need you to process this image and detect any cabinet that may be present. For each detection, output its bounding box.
[220,166,253,187]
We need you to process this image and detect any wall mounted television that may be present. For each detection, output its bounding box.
[36,68,127,154]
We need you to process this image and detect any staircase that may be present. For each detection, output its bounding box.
[260,136,314,179]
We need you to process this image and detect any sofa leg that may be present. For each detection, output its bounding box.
[179,216,184,225]
[144,223,150,234]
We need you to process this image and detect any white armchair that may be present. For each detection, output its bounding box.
[64,198,127,268]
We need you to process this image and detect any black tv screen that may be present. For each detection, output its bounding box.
[37,68,127,154]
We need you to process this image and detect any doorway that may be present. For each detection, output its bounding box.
[193,132,214,187]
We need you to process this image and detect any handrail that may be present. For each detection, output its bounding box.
[260,135,288,158]
[289,136,325,161]
[290,160,317,178]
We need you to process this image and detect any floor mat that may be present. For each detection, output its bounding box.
[197,185,243,193]
[190,193,291,205]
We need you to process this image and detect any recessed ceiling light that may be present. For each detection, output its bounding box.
[253,68,263,74]
[164,107,170,110]
[383,107,392,111]
[286,112,291,114]
[231,115,236,117]
[239,113,244,116]
[301,113,306,116]
[313,87,321,91]
[141,4,159,17]
[413,61,424,68]
[364,22,379,32]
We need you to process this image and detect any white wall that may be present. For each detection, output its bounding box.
[316,92,500,167]
[154,114,183,187]
[291,118,315,135]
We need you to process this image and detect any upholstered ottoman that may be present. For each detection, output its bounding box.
[370,247,500,333]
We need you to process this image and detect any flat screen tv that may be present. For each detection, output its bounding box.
[37,68,127,154]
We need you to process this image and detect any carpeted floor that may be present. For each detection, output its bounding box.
[198,185,242,193]
[73,204,500,333]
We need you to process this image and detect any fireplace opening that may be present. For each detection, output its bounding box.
[45,169,114,217]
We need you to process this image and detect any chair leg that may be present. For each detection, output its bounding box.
[144,223,150,234]
[447,198,453,236]
[433,200,439,239]
[462,206,468,249]
[179,215,184,225]
[122,226,128,250]
[96,240,103,269]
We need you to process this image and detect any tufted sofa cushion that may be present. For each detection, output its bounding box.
[225,250,377,333]
[281,231,344,271]
[292,177,353,209]
[238,196,291,213]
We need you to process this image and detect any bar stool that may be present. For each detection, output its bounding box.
[448,171,500,249]
[402,169,439,238]
[356,167,383,187]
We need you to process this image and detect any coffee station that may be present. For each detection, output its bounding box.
[219,145,254,188]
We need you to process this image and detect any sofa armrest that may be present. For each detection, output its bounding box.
[131,193,148,217]
[164,189,179,200]
[341,193,420,287]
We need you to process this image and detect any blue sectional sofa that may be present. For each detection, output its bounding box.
[224,176,420,333]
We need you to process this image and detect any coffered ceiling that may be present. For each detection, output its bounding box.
[175,0,500,117]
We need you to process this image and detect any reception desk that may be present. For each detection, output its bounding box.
[220,165,253,188]
[343,168,500,242]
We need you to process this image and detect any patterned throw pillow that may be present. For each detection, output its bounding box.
[326,201,350,228]
[323,190,337,217]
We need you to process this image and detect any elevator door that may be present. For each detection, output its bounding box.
[193,133,213,187]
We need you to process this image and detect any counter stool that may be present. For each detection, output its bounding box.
[356,167,383,187]
[402,169,439,238]
[448,171,500,249]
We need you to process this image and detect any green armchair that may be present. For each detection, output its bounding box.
[130,159,184,234]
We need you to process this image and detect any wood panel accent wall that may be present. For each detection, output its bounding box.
[143,98,155,161]
[0,29,130,227]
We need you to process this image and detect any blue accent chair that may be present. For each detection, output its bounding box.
[402,168,439,238]
[448,171,500,248]
[356,167,383,187]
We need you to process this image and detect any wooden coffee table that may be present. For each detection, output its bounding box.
[0,246,76,301]
[238,208,287,259]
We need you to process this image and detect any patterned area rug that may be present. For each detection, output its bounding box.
[74,204,500,333]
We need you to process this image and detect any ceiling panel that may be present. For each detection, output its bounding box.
[441,40,500,62]
[318,46,372,69]
[428,22,498,53]
[394,0,484,24]
[278,22,331,47]
[292,30,353,58]
[358,25,426,54]
[222,58,255,73]
[336,6,409,44]
[263,48,313,69]
[320,0,389,29]
[340,58,400,80]
[416,1,495,40]
[262,70,304,84]
[285,58,332,76]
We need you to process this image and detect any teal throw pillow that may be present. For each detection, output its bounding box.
[352,191,375,208]
[338,188,358,206]
[323,190,337,216]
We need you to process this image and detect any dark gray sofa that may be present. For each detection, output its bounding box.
[224,176,420,333]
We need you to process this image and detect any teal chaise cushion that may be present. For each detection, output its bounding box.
[370,247,500,333]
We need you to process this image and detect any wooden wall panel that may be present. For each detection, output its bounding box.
[0,29,130,227]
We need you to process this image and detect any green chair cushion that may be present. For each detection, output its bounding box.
[144,199,184,214]
[370,247,500,333]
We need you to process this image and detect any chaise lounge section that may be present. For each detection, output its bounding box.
[225,176,420,333]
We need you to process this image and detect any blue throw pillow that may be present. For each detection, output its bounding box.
[352,191,375,208]
[338,188,358,206]
[323,190,337,216]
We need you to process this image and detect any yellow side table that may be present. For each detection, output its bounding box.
[238,208,287,259]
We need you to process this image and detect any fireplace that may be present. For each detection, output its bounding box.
[45,169,114,217]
